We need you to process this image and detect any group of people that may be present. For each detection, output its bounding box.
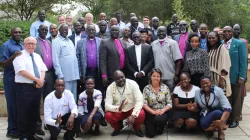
[0,9,248,140]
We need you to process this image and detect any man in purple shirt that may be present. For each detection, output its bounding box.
[35,24,55,135]
[76,24,107,126]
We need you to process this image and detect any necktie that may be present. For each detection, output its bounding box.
[30,53,40,78]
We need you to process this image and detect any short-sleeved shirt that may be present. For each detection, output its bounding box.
[143,84,172,110]
[151,38,182,79]
[13,49,48,83]
[0,38,24,78]
[173,85,199,104]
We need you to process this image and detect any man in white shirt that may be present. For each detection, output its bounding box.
[13,37,47,140]
[125,31,154,91]
[105,70,145,137]
[44,78,81,140]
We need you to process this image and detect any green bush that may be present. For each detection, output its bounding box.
[0,21,32,45]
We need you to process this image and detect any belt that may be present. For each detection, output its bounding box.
[16,82,33,85]
[87,68,98,71]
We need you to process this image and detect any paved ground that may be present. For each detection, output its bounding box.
[1,92,250,140]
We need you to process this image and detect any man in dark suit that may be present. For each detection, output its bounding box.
[69,21,87,47]
[35,24,56,135]
[47,24,58,42]
[99,25,127,86]
[129,17,143,39]
[125,31,154,91]
[223,26,247,128]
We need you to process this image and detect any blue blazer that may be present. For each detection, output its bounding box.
[69,33,87,46]
[227,38,247,84]
[76,37,101,79]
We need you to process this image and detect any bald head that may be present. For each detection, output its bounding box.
[172,14,178,23]
[157,26,167,39]
[130,13,136,18]
[38,24,48,39]
[223,26,233,42]
[131,17,138,28]
[114,70,126,87]
[49,24,58,38]
[233,24,241,38]
[110,25,119,39]
[152,17,159,28]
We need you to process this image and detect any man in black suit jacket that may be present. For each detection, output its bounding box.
[69,21,87,47]
[99,25,127,86]
[129,17,143,39]
[125,31,154,91]
[47,24,58,42]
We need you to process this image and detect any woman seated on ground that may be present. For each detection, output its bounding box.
[183,33,210,87]
[143,68,172,138]
[193,76,231,140]
[173,72,199,130]
[78,76,104,135]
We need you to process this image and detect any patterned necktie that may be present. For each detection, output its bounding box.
[30,53,40,78]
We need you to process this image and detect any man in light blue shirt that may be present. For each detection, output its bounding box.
[52,24,80,101]
[30,10,51,38]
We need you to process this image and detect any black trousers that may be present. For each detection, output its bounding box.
[144,112,168,138]
[36,70,56,131]
[16,83,42,138]
[46,113,81,140]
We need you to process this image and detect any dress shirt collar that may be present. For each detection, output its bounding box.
[87,37,95,41]
[224,38,232,45]
[135,44,142,48]
[38,37,47,42]
[58,34,68,40]
[10,38,22,45]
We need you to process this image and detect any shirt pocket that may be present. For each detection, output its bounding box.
[60,46,71,56]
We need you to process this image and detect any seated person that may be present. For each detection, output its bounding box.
[193,76,231,140]
[105,70,145,137]
[78,76,104,135]
[173,72,199,129]
[143,68,172,138]
[44,79,81,140]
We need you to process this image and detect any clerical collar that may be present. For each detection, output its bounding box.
[158,38,165,42]
[39,37,46,41]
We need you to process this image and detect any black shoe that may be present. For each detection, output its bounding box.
[135,129,144,137]
[206,131,214,137]
[28,134,43,140]
[167,122,175,129]
[6,132,19,139]
[63,133,75,140]
[19,137,28,140]
[111,130,120,136]
[229,121,239,128]
[35,129,45,135]
[100,119,108,126]
[44,125,49,130]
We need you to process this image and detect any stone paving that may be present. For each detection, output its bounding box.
[1,92,250,140]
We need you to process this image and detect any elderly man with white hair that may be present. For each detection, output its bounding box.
[13,36,47,140]
[84,13,100,32]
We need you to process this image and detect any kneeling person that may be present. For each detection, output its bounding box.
[78,77,104,135]
[44,79,81,140]
[105,70,145,137]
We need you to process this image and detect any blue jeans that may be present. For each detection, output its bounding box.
[81,112,103,125]
[3,75,17,134]
[200,109,223,129]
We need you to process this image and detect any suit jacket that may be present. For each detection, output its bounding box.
[47,36,52,42]
[76,37,101,78]
[35,38,52,61]
[228,38,247,84]
[69,33,87,46]
[99,38,127,80]
[125,44,154,80]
